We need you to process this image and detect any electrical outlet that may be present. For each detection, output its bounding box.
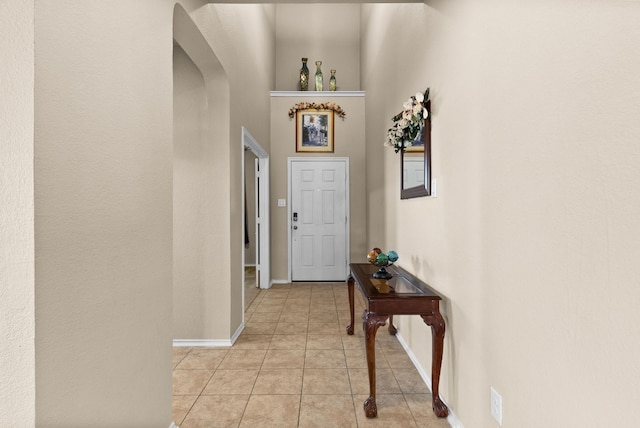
[490,386,503,425]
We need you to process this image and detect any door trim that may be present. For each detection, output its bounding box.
[242,127,270,293]
[287,157,350,282]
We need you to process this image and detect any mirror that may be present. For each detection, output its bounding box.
[400,101,431,199]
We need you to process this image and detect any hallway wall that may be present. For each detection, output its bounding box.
[275,4,361,91]
[362,1,640,426]
[26,1,274,424]
[191,4,275,335]
[173,43,218,340]
[33,0,178,425]
[0,0,35,424]
[270,94,367,282]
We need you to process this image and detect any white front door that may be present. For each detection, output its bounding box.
[289,158,349,281]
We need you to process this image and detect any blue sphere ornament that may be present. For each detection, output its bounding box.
[387,250,399,263]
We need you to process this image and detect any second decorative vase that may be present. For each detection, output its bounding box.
[299,58,309,91]
[315,61,323,91]
[329,69,337,91]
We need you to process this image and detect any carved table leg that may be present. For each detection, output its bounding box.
[388,314,398,336]
[346,275,355,335]
[363,311,388,418]
[421,312,449,418]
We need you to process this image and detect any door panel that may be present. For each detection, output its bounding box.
[291,160,348,281]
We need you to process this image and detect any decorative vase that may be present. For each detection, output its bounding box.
[315,61,323,91]
[299,58,309,91]
[329,69,337,91]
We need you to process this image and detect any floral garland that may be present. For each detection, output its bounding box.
[288,102,346,120]
[385,88,430,153]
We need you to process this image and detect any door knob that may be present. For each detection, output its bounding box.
[293,225,298,230]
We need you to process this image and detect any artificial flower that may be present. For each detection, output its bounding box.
[385,88,430,153]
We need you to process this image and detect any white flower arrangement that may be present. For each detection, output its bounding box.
[385,88,430,153]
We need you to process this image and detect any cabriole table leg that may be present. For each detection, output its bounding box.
[346,275,355,335]
[421,312,449,418]
[363,311,388,418]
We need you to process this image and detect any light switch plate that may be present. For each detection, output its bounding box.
[490,386,503,425]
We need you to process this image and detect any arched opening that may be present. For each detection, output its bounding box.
[172,4,233,345]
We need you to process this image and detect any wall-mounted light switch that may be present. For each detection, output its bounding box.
[277,199,286,207]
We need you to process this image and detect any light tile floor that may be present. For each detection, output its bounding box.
[173,282,451,428]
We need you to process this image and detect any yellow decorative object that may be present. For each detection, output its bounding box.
[288,102,346,120]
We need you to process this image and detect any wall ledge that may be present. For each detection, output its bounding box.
[270,91,365,97]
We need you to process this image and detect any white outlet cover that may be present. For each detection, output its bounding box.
[490,386,503,425]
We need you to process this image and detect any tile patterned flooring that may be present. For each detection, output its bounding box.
[172,282,451,428]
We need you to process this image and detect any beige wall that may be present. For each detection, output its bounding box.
[192,4,275,334]
[270,95,367,282]
[363,1,640,426]
[6,1,274,424]
[9,1,640,426]
[173,42,218,339]
[0,0,35,424]
[275,4,361,91]
[33,0,181,425]
[172,3,275,341]
[173,4,238,342]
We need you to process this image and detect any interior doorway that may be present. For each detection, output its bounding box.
[242,127,270,313]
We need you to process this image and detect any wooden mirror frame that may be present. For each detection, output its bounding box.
[400,101,431,199]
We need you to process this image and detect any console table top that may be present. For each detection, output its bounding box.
[349,263,442,301]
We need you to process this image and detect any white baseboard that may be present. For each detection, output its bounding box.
[173,339,232,347]
[231,321,244,343]
[269,279,289,287]
[173,322,245,348]
[396,331,464,428]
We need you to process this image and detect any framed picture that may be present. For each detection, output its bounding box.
[296,109,334,152]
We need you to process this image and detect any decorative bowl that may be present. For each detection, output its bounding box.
[367,248,399,279]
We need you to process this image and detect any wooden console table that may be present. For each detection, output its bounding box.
[346,263,449,418]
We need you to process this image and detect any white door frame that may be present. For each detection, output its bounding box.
[287,157,350,282]
[242,127,270,291]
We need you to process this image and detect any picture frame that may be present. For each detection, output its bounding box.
[296,109,334,152]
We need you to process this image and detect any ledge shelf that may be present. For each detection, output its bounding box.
[270,91,365,97]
